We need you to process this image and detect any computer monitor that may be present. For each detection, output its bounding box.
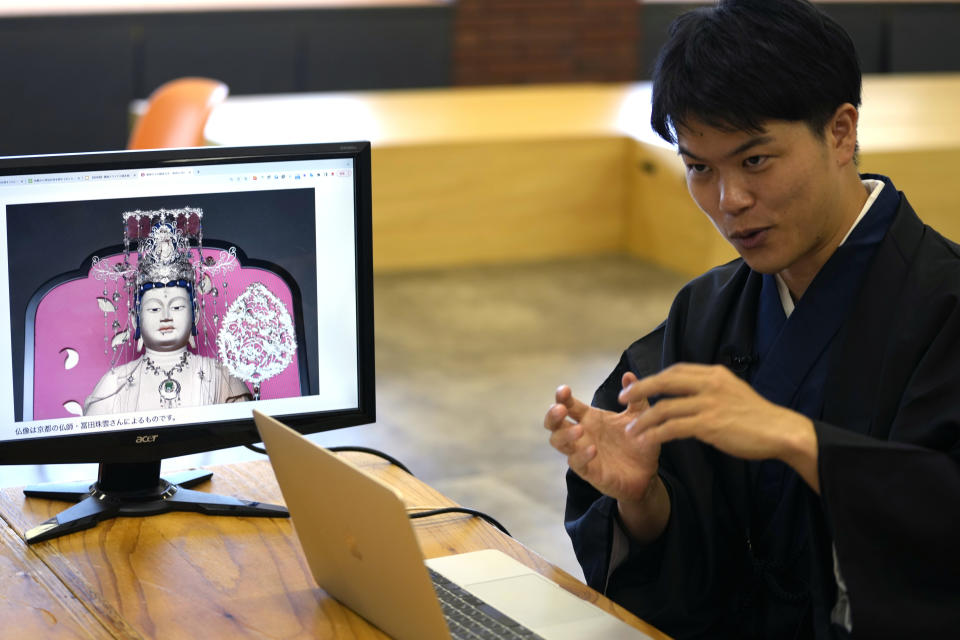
[0,142,375,543]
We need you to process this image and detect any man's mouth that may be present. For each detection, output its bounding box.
[729,227,771,250]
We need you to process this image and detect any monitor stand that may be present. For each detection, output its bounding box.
[22,460,288,543]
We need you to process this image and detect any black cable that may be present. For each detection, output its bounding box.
[328,445,414,476]
[245,443,412,475]
[246,442,509,537]
[409,507,511,537]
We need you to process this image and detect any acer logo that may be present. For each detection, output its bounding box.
[135,435,159,444]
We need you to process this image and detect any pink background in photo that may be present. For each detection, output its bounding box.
[30,249,303,420]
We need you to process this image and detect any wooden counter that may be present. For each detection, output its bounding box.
[0,454,670,639]
[203,74,960,276]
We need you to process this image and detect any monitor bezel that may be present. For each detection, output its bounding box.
[0,142,375,464]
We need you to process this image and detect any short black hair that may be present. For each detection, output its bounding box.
[650,0,861,144]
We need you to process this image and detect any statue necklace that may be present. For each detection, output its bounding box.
[144,352,190,407]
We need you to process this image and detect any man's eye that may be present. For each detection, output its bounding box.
[686,163,709,174]
[744,155,768,168]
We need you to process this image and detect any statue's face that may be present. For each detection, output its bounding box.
[139,287,192,352]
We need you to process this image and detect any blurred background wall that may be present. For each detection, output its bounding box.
[2,1,959,156]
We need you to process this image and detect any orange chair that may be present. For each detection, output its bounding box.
[127,77,229,150]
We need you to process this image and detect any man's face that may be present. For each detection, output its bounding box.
[676,117,853,287]
[139,287,192,352]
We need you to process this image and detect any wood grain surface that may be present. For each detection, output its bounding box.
[0,454,671,639]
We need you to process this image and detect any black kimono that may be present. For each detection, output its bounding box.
[566,177,960,639]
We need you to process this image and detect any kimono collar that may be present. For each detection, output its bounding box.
[751,175,901,412]
[774,177,890,318]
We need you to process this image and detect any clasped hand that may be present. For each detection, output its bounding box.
[545,363,820,497]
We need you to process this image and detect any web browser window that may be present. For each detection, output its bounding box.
[0,155,360,441]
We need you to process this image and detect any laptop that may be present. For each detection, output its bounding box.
[253,410,654,640]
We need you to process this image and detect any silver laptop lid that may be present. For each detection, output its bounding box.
[254,410,450,640]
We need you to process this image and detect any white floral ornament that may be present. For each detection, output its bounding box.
[216,282,297,399]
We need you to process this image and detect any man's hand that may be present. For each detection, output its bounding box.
[545,373,659,502]
[618,363,820,493]
[545,373,671,542]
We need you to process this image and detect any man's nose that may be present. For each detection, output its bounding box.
[718,177,753,215]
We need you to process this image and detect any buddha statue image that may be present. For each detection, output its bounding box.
[84,211,250,415]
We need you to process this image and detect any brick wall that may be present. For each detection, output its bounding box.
[453,0,641,85]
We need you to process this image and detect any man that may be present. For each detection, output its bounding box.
[544,1,960,638]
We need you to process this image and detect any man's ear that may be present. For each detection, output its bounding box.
[828,103,859,166]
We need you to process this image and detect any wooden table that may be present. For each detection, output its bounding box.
[0,453,670,639]
[201,74,960,277]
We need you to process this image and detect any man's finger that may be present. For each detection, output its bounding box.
[543,403,569,432]
[632,415,698,449]
[628,395,703,434]
[619,371,649,412]
[556,387,593,422]
[549,422,583,454]
[567,442,597,473]
[618,364,714,405]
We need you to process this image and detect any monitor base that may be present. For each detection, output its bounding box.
[23,461,288,544]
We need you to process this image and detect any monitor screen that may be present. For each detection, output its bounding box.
[0,142,374,468]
